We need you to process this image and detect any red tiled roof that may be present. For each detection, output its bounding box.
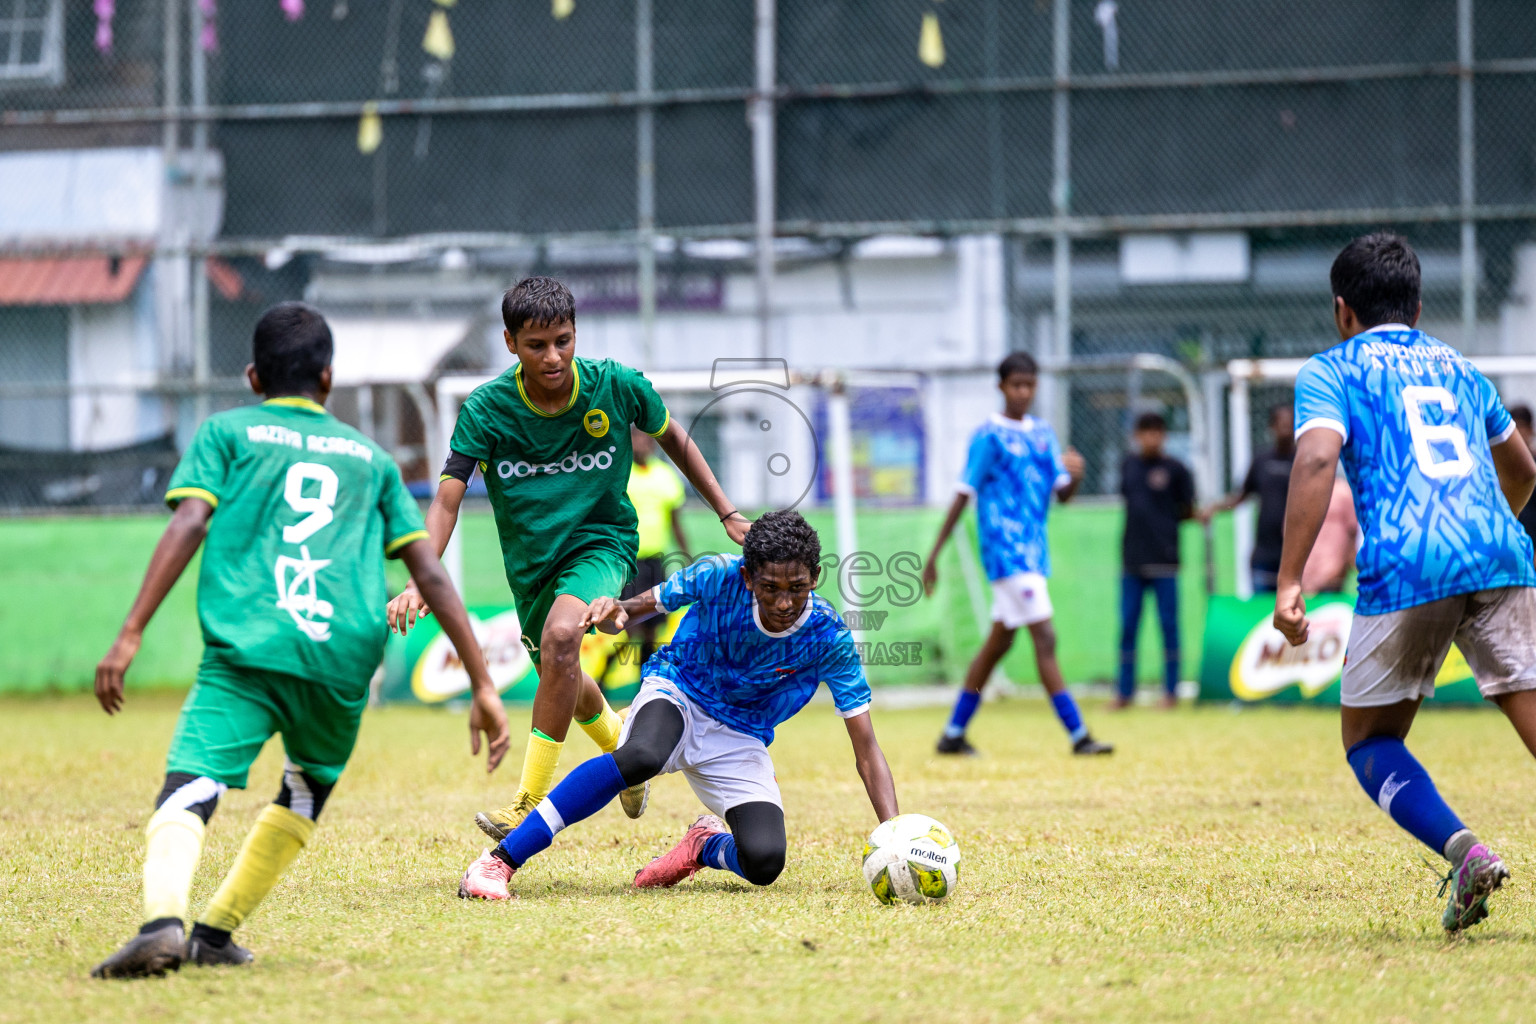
[0,254,148,306]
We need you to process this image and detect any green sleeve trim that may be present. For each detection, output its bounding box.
[384,529,430,556]
[531,727,557,742]
[165,486,219,510]
[643,408,671,438]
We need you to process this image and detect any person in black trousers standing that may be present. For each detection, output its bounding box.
[1116,412,1196,709]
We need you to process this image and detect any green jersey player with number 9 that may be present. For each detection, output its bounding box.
[90,303,511,980]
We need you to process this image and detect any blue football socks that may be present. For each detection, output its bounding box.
[1346,736,1466,857]
[944,690,982,739]
[496,754,628,868]
[699,831,746,880]
[1050,691,1089,743]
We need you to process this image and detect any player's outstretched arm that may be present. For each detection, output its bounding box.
[1491,433,1536,516]
[581,589,663,635]
[654,418,752,546]
[844,712,899,823]
[388,476,468,634]
[922,492,970,596]
[1273,428,1342,647]
[398,539,511,772]
[95,498,213,715]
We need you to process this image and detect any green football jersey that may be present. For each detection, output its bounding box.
[165,397,428,692]
[449,357,670,595]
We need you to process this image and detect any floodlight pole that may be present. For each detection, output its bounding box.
[636,0,657,369]
[752,0,776,360]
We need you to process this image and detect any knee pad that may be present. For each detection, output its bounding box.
[275,760,335,821]
[736,844,786,887]
[154,772,226,825]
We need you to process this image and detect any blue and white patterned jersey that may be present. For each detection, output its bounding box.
[644,554,872,746]
[1294,324,1536,615]
[958,414,1071,581]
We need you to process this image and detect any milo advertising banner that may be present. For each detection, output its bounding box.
[1199,595,1483,704]
[379,603,666,705]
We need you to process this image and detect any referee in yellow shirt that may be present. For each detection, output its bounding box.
[623,425,691,665]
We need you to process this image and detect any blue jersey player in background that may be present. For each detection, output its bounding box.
[1276,233,1536,933]
[923,351,1113,757]
[458,510,900,898]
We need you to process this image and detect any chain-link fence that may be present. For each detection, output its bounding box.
[2,0,1535,515]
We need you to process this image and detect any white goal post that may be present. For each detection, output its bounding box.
[1225,355,1536,599]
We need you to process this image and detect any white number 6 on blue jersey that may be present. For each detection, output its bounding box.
[1402,385,1475,480]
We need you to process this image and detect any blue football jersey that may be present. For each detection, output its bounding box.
[644,554,872,745]
[958,414,1071,580]
[1294,325,1536,615]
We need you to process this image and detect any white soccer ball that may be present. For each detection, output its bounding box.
[861,813,960,905]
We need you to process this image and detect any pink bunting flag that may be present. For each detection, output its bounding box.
[94,0,114,54]
[199,0,219,52]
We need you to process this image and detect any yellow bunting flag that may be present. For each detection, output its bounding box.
[357,101,383,154]
[422,9,455,60]
[919,11,945,68]
[552,0,574,20]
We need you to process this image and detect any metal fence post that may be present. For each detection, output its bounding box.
[1458,0,1477,349]
[636,0,657,370]
[190,0,211,424]
[752,0,777,361]
[1050,0,1073,445]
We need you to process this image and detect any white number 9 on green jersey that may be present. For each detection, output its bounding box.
[283,461,340,544]
[1402,385,1475,480]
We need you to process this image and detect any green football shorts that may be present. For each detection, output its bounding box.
[513,547,633,666]
[165,650,367,789]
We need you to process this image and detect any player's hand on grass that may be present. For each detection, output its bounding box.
[94,630,141,715]
[582,596,629,634]
[1063,446,1086,481]
[388,582,431,635]
[921,559,938,597]
[469,686,511,772]
[1273,582,1309,646]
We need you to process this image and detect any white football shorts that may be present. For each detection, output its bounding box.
[989,572,1054,629]
[1341,587,1536,707]
[620,676,783,815]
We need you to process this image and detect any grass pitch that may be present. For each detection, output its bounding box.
[5,697,1536,1024]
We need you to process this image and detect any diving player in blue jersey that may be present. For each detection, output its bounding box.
[457,510,900,898]
[1276,233,1536,933]
[923,351,1113,757]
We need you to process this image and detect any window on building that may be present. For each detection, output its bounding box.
[0,0,63,87]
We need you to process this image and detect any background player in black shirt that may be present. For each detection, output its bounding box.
[1202,405,1295,592]
[1117,412,1196,709]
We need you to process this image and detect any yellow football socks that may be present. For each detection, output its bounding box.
[198,804,314,933]
[142,805,206,923]
[514,729,564,806]
[577,701,624,754]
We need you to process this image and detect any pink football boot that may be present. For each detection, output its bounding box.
[633,814,729,889]
[458,848,515,900]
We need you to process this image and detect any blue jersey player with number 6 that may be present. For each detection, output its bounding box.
[1275,233,1536,933]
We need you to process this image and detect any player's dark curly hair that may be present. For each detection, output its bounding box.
[253,302,332,395]
[741,509,822,575]
[997,350,1038,381]
[502,276,576,338]
[1330,232,1421,329]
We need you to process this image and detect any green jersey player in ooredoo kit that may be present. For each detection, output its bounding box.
[90,303,511,980]
[387,276,751,842]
